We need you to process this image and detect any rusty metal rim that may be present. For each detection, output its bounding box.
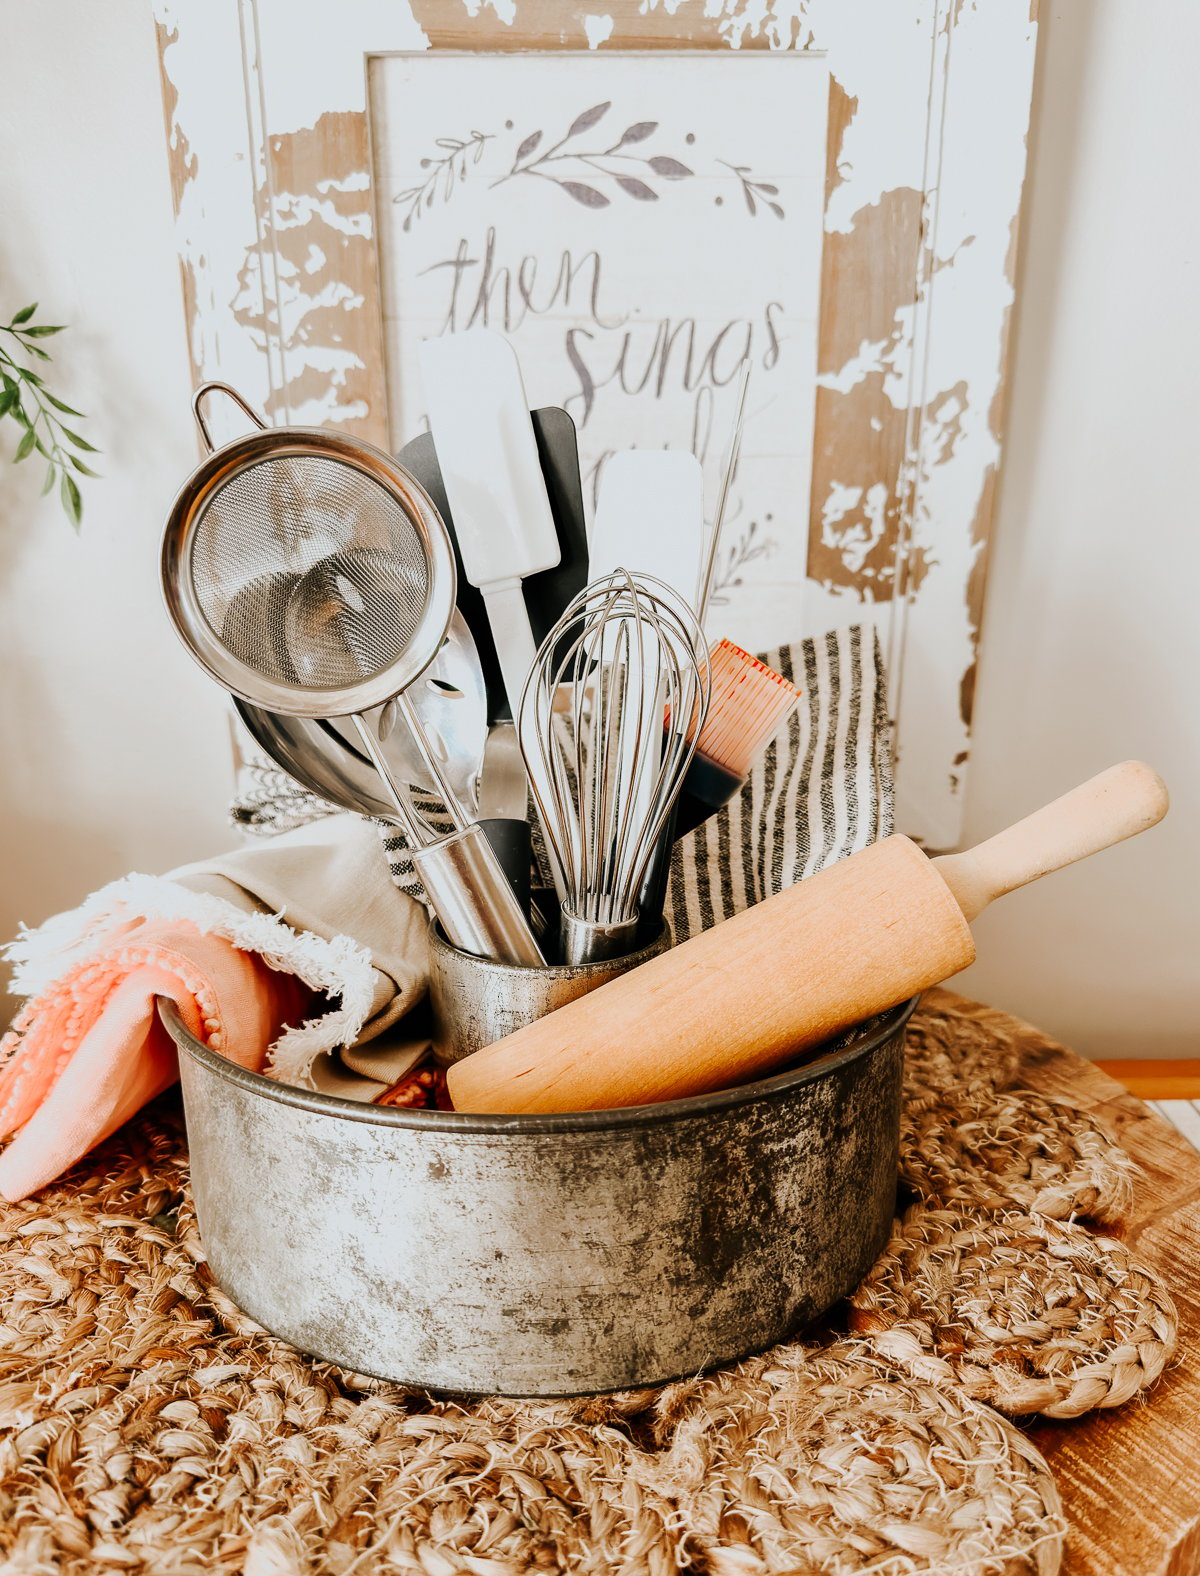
[158,994,918,1135]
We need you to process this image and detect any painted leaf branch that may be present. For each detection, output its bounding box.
[0,304,98,528]
[494,102,694,208]
[395,108,781,223]
[393,130,493,231]
[719,161,785,219]
[709,518,776,606]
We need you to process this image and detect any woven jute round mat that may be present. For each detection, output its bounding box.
[647,1340,1065,1576]
[0,994,1177,1573]
[900,1085,1136,1224]
[901,995,1023,1112]
[849,1202,1179,1419]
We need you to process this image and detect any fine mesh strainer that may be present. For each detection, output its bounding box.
[162,382,544,967]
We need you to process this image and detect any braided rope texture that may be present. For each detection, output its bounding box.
[901,996,1023,1112]
[0,995,1178,1573]
[849,1204,1178,1420]
[900,1086,1137,1224]
[647,1341,1066,1576]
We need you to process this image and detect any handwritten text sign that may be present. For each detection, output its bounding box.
[370,52,828,648]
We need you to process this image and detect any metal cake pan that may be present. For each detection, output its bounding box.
[160,994,915,1396]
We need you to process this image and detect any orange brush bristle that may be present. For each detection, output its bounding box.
[693,640,802,776]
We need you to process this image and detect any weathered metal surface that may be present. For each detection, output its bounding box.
[428,920,671,1065]
[164,996,913,1396]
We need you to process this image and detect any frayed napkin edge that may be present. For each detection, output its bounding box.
[2,873,379,1087]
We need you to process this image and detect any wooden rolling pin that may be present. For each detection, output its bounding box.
[446,761,1168,1114]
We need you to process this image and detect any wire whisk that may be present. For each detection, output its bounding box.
[519,570,711,964]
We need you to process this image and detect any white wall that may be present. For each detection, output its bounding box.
[953,0,1200,1057]
[0,0,234,1011]
[0,0,1195,1054]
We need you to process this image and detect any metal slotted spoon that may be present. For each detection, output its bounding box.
[161,381,543,966]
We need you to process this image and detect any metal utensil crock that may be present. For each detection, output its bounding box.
[161,995,915,1396]
[428,919,672,1064]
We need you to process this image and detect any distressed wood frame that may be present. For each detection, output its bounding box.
[153,0,1038,849]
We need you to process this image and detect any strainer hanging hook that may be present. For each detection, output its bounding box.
[192,381,267,451]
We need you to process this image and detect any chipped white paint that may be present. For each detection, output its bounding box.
[251,0,429,134]
[640,0,1036,845]
[891,2,1038,840]
[816,340,891,396]
[154,0,428,435]
[155,0,1037,848]
[822,481,890,575]
[584,13,615,47]
[461,0,518,24]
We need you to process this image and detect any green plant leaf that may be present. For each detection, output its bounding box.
[0,387,17,418]
[32,434,51,459]
[11,303,37,326]
[22,324,65,338]
[18,368,42,384]
[24,344,50,361]
[42,390,83,417]
[60,472,82,526]
[41,464,57,496]
[60,426,99,453]
[67,454,99,478]
[14,428,36,461]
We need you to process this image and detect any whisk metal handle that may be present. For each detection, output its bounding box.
[560,909,640,968]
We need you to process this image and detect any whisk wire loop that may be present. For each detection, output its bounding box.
[519,570,710,960]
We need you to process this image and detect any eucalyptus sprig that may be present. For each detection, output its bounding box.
[0,303,98,528]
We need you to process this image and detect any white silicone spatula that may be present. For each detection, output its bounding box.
[418,330,560,714]
[589,450,706,608]
[418,328,566,898]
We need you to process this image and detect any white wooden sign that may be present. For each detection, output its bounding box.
[370,51,828,650]
[153,0,1039,850]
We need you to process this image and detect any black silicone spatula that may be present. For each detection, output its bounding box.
[397,406,590,725]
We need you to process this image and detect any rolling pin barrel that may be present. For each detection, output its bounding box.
[445,761,1168,1116]
[446,835,974,1113]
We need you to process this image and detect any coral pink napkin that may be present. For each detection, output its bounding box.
[0,919,312,1201]
[0,814,431,1202]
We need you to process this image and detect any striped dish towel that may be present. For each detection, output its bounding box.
[667,626,893,940]
[231,625,893,942]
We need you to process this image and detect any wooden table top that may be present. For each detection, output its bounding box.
[928,990,1200,1576]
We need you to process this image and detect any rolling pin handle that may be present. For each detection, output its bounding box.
[931,760,1168,923]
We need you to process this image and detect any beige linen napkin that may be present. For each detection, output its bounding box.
[5,813,428,1089]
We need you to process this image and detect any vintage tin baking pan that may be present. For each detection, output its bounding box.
[160,995,915,1396]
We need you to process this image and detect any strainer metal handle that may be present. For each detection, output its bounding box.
[192,380,268,452]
